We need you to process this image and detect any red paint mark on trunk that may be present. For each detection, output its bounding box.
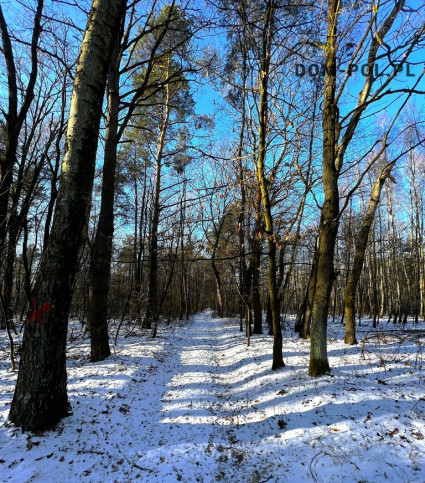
[26,298,52,327]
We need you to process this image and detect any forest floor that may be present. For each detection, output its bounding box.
[0,310,424,482]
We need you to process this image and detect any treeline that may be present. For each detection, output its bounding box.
[0,0,424,430]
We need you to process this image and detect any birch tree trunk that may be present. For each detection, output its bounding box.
[9,0,126,432]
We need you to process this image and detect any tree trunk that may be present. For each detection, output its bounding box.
[211,255,224,318]
[9,0,126,432]
[300,239,319,339]
[145,77,171,330]
[257,1,283,370]
[278,193,306,327]
[43,77,67,254]
[344,163,395,344]
[88,23,122,362]
[371,227,379,327]
[388,187,402,323]
[251,188,263,334]
[234,16,252,333]
[309,0,339,377]
[179,178,189,320]
[308,0,406,377]
[1,219,19,332]
[134,160,147,324]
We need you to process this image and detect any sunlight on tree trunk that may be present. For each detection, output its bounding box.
[344,162,396,344]
[9,0,126,431]
[256,1,284,371]
[88,23,123,362]
[308,0,339,377]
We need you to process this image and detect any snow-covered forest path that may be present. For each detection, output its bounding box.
[1,310,425,482]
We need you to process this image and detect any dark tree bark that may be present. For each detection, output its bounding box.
[43,74,68,253]
[88,21,123,362]
[1,153,46,332]
[300,241,319,339]
[251,188,263,334]
[256,1,284,370]
[211,254,224,318]
[309,0,408,377]
[207,209,228,319]
[9,0,127,432]
[277,193,306,326]
[308,0,339,377]
[231,0,253,334]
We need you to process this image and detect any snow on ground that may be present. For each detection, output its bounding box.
[0,310,424,482]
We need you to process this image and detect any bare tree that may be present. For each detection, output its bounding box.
[309,0,425,376]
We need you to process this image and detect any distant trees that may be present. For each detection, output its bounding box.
[137,5,195,332]
[212,0,307,368]
[87,1,197,357]
[0,0,44,328]
[344,160,396,344]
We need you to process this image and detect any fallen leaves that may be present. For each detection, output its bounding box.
[278,419,287,429]
[411,430,424,440]
[231,448,244,463]
[119,404,130,414]
[26,439,40,450]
